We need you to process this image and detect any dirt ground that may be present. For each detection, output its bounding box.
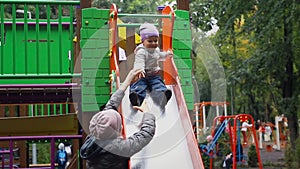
[258,148,285,168]
[244,142,286,169]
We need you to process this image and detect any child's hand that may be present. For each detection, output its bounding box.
[167,50,173,58]
[138,71,146,79]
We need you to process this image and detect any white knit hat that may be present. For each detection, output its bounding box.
[58,143,64,150]
[89,109,122,140]
[139,23,159,41]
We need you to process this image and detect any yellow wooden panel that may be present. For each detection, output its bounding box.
[0,114,78,136]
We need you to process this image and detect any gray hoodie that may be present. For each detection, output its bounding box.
[80,89,156,169]
[133,44,167,74]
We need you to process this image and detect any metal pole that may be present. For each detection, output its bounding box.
[32,143,37,164]
[195,105,199,140]
[118,13,171,18]
[224,103,228,116]
[203,104,206,134]
[259,131,263,149]
[275,116,280,150]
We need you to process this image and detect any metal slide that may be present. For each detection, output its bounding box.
[121,86,205,169]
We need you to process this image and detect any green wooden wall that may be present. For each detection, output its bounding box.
[81,8,111,112]
[0,1,79,84]
[172,10,194,110]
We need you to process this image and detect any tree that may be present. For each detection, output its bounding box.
[92,0,174,13]
[190,0,300,147]
[248,144,258,167]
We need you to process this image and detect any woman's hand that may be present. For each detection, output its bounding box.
[133,99,149,112]
[119,69,143,91]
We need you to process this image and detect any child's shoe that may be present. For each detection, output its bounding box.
[159,89,172,109]
[164,89,172,103]
[129,92,141,106]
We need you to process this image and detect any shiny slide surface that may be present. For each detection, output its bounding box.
[121,85,204,169]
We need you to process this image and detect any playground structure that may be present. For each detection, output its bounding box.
[0,0,81,168]
[260,114,289,151]
[0,0,204,168]
[194,101,229,139]
[274,114,289,150]
[0,135,81,169]
[0,0,82,168]
[199,114,263,169]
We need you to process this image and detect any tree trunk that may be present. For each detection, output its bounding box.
[176,0,189,10]
[282,8,298,148]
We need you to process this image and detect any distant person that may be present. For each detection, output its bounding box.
[255,120,261,139]
[222,152,232,169]
[80,69,156,169]
[199,135,214,154]
[129,23,173,111]
[56,143,68,169]
[222,142,243,169]
[265,124,272,141]
[241,120,253,144]
[255,119,261,131]
[64,143,72,168]
[259,121,266,141]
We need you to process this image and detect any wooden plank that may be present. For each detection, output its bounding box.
[0,114,78,136]
[176,0,189,10]
[0,106,4,117]
[9,105,15,117]
[126,27,136,70]
[19,105,28,116]
[18,141,27,168]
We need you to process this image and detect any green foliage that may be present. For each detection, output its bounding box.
[190,0,300,145]
[200,151,210,169]
[247,144,258,167]
[91,0,175,24]
[285,138,300,168]
[28,143,50,164]
[36,143,50,163]
[92,0,174,13]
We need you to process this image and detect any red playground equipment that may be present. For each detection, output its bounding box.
[203,114,263,169]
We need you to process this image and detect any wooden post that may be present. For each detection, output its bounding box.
[19,105,28,116]
[77,2,91,169]
[0,106,5,117]
[8,106,15,117]
[19,141,27,168]
[176,0,189,11]
[74,0,91,69]
[125,27,136,74]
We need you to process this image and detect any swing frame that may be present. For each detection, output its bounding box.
[206,114,263,169]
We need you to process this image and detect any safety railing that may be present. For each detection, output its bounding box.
[0,0,80,84]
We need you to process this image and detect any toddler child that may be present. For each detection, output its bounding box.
[129,23,173,110]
